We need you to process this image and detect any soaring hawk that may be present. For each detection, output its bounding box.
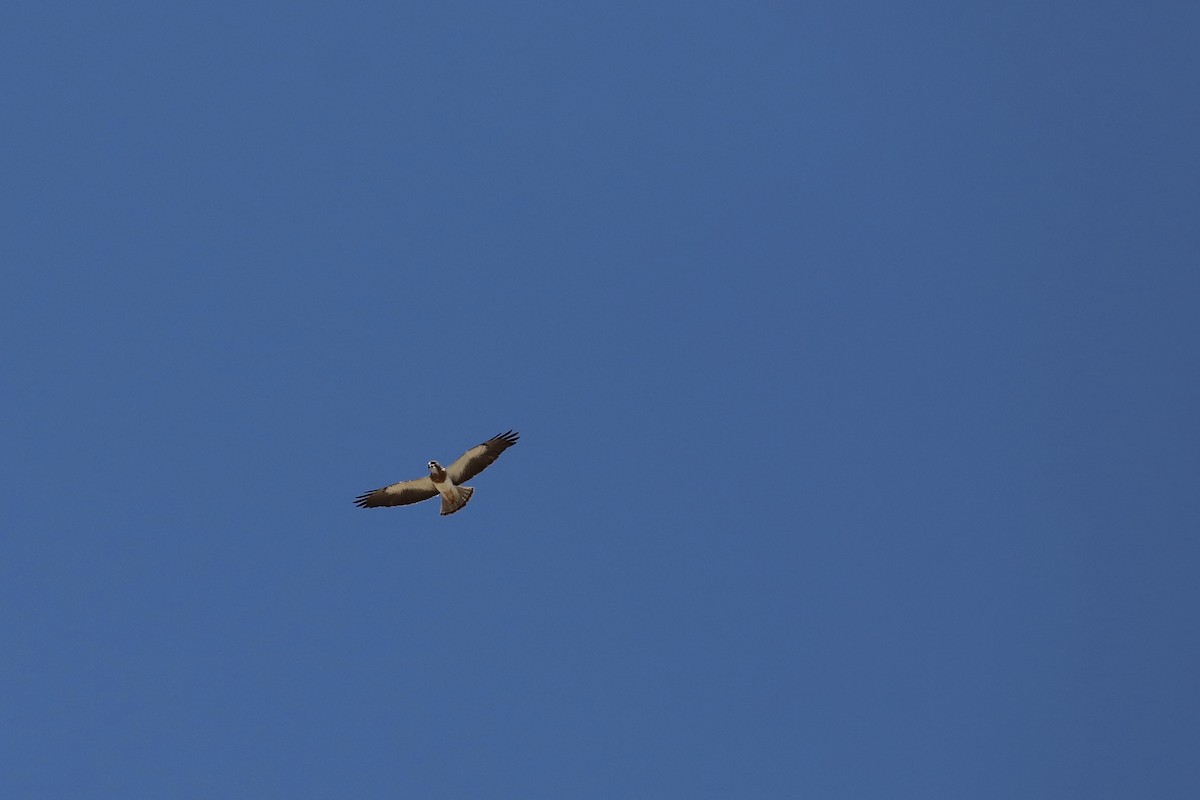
[354,431,520,516]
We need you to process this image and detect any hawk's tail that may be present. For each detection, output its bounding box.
[440,486,474,516]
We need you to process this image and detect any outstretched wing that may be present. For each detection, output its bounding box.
[354,476,438,508]
[446,430,520,485]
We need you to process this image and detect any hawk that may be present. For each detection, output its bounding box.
[354,431,520,516]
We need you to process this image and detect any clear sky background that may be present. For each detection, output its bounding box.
[3,1,1198,797]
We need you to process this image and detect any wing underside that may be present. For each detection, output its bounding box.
[446,430,520,484]
[353,476,438,508]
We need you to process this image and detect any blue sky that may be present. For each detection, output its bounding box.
[3,1,1198,797]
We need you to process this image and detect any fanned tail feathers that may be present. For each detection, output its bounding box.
[441,486,474,516]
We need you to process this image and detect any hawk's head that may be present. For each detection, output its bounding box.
[428,460,442,472]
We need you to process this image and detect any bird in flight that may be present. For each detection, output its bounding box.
[354,431,520,516]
